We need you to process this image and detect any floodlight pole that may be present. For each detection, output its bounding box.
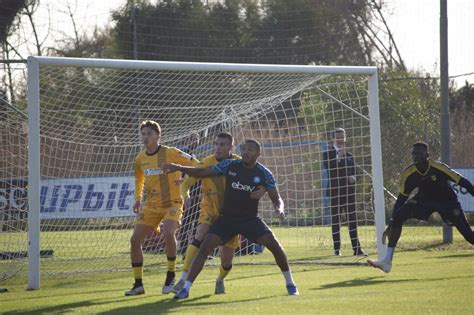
[440,0,452,243]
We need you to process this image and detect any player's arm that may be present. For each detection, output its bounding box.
[434,162,473,195]
[172,147,200,167]
[393,193,409,212]
[165,158,234,178]
[383,172,411,244]
[458,177,474,196]
[134,157,145,213]
[250,185,266,200]
[163,163,215,178]
[179,175,198,199]
[260,166,283,219]
[267,188,285,221]
[179,174,199,208]
[347,152,357,184]
[394,168,415,211]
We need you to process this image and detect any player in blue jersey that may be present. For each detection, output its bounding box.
[162,139,299,298]
[368,142,474,273]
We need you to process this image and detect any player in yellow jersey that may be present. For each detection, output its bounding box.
[125,120,199,296]
[172,132,265,294]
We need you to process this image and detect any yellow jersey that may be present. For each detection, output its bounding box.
[134,145,199,207]
[180,154,240,213]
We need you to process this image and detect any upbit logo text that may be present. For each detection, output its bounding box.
[231,181,255,192]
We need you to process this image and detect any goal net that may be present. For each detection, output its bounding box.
[14,57,385,289]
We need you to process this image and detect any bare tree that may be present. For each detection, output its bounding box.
[353,0,406,70]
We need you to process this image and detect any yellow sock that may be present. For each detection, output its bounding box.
[183,245,199,272]
[132,265,143,280]
[218,265,232,280]
[167,256,177,272]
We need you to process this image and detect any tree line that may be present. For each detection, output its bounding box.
[1,0,473,201]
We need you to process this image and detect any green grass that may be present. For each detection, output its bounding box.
[1,227,473,314]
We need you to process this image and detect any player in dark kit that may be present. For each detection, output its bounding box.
[162,139,299,298]
[368,142,474,273]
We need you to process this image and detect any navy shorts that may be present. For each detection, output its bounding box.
[208,215,272,244]
[412,199,463,226]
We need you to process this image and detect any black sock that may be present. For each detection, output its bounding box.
[134,279,143,286]
[165,271,176,286]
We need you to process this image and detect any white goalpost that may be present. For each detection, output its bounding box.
[23,56,385,290]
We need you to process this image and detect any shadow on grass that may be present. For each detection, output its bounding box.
[312,274,474,291]
[3,298,113,315]
[98,293,278,314]
[428,252,474,259]
[4,288,124,302]
[312,276,414,290]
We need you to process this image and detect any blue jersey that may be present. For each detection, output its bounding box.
[212,159,276,218]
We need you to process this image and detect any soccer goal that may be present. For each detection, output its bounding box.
[21,56,385,289]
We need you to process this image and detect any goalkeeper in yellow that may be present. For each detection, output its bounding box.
[172,132,265,294]
[125,120,199,296]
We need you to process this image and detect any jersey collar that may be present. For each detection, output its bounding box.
[415,159,431,176]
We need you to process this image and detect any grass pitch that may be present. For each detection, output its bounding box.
[1,227,473,314]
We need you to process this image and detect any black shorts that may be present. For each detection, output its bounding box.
[412,199,463,226]
[208,215,272,244]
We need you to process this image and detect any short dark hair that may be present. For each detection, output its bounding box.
[217,132,233,144]
[243,139,261,151]
[413,141,428,152]
[140,120,161,134]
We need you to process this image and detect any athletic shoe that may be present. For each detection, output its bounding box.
[171,278,185,294]
[367,258,392,273]
[215,279,225,294]
[174,288,189,299]
[334,250,342,256]
[286,284,299,296]
[124,284,145,296]
[162,271,176,294]
[353,248,368,257]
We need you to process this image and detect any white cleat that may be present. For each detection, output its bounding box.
[124,284,145,296]
[367,258,392,273]
[162,271,176,294]
[162,280,175,294]
[172,279,185,294]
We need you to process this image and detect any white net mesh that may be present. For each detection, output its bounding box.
[0,110,29,281]
[2,59,382,282]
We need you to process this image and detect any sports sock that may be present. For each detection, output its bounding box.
[165,270,176,286]
[167,256,177,272]
[385,247,394,261]
[183,242,200,272]
[183,280,193,291]
[217,264,232,281]
[178,271,188,282]
[132,262,143,286]
[282,270,295,286]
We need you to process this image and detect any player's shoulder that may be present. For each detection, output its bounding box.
[429,160,458,176]
[135,149,148,160]
[212,158,240,173]
[429,159,452,170]
[220,158,241,167]
[255,162,274,176]
[160,144,174,152]
[401,164,418,178]
[165,145,194,159]
[231,153,241,160]
[201,155,218,166]
[203,154,240,166]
